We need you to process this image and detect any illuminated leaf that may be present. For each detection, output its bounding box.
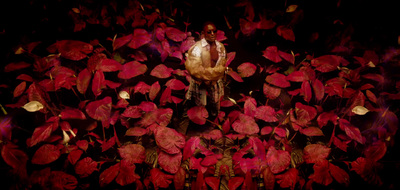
[68,149,83,165]
[300,127,324,136]
[150,168,174,189]
[226,52,236,67]
[312,79,325,101]
[122,106,143,119]
[118,61,147,79]
[311,55,341,73]
[352,106,369,115]
[263,83,281,99]
[75,157,98,178]
[150,64,173,78]
[30,117,59,147]
[22,100,44,112]
[266,73,290,88]
[286,5,298,12]
[174,167,186,190]
[133,81,150,94]
[60,108,86,120]
[301,81,312,102]
[338,119,363,144]
[227,70,244,82]
[232,113,259,135]
[113,34,132,51]
[237,62,257,77]
[187,106,208,125]
[309,160,332,186]
[158,151,182,174]
[118,144,146,164]
[263,167,275,190]
[276,168,299,189]
[205,176,220,190]
[262,46,282,63]
[154,126,185,154]
[99,163,120,187]
[165,79,186,90]
[329,163,350,185]
[303,144,331,164]
[116,160,140,186]
[127,29,152,49]
[77,68,92,94]
[266,146,291,174]
[149,81,161,101]
[54,40,93,61]
[165,27,186,42]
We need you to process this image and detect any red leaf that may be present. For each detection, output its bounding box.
[338,119,363,144]
[88,53,107,72]
[160,87,172,106]
[122,106,143,118]
[68,149,83,165]
[118,61,148,79]
[99,58,122,72]
[237,62,257,77]
[311,55,341,73]
[256,16,276,29]
[303,144,331,164]
[155,126,185,154]
[201,154,222,167]
[361,73,384,84]
[263,167,275,190]
[92,70,106,97]
[85,96,112,124]
[180,36,196,52]
[101,136,116,152]
[226,52,236,67]
[261,126,273,135]
[16,74,34,82]
[232,113,259,135]
[364,140,387,162]
[150,168,174,189]
[118,144,146,164]
[276,25,295,41]
[239,18,257,36]
[30,117,59,147]
[266,73,290,88]
[279,50,295,64]
[262,46,282,63]
[77,68,92,94]
[317,111,338,128]
[329,162,350,186]
[201,129,223,141]
[13,81,26,98]
[300,127,324,136]
[127,29,152,49]
[266,146,291,174]
[75,157,98,178]
[27,82,50,112]
[1,143,28,171]
[301,81,312,102]
[158,151,182,174]
[55,40,93,61]
[76,140,89,151]
[365,89,377,103]
[0,116,13,141]
[228,177,244,190]
[133,81,151,94]
[183,136,201,160]
[205,177,220,190]
[4,61,31,72]
[165,27,187,42]
[31,144,61,165]
[99,163,120,187]
[113,34,133,51]
[309,160,332,186]
[263,83,281,99]
[166,79,186,90]
[150,64,173,78]
[255,105,278,122]
[126,127,147,136]
[174,167,186,190]
[291,102,317,126]
[187,106,209,125]
[116,160,140,186]
[287,71,306,82]
[276,168,299,189]
[60,108,86,120]
[48,171,78,189]
[227,70,244,82]
[333,136,348,152]
[244,97,257,117]
[312,79,325,101]
[149,81,161,101]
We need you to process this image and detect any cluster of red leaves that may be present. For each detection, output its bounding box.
[1,0,399,190]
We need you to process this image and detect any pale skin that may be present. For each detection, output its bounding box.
[185,23,226,83]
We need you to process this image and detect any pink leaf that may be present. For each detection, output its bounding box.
[158,151,182,174]
[244,97,257,117]
[237,62,257,77]
[116,160,140,186]
[165,27,187,42]
[309,160,332,186]
[55,40,93,61]
[99,58,122,72]
[232,113,259,135]
[338,119,363,144]
[60,108,86,120]
[205,177,221,190]
[263,83,281,99]
[228,177,244,190]
[301,80,312,102]
[227,70,243,82]
[262,46,282,63]
[68,149,83,165]
[174,167,186,190]
[266,73,290,88]
[165,79,186,90]
[266,146,291,174]
[118,144,146,164]
[226,52,236,67]
[85,96,112,128]
[329,162,350,185]
[287,71,306,82]
[154,126,185,154]
[118,61,148,79]
[150,64,173,78]
[160,87,172,106]
[149,81,161,101]
[279,50,295,64]
[31,144,61,165]
[125,127,147,136]
[127,29,152,49]
[75,157,98,178]
[133,81,150,94]
[276,168,299,189]
[255,106,278,122]
[187,106,209,125]
[261,126,273,135]
[91,70,106,97]
[300,127,324,136]
[121,106,143,118]
[303,144,331,164]
[183,136,201,160]
[312,79,325,101]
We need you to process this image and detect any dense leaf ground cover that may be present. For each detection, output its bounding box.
[1,0,400,189]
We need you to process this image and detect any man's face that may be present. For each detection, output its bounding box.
[203,24,217,43]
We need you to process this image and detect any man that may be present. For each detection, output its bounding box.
[185,21,227,117]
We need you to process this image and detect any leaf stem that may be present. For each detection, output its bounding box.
[0,104,7,115]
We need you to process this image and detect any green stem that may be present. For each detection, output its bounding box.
[0,104,7,115]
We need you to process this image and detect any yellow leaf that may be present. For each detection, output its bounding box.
[15,47,26,54]
[62,130,70,144]
[286,5,298,13]
[352,106,369,115]
[72,8,80,14]
[22,101,44,112]
[119,90,130,99]
[228,97,237,105]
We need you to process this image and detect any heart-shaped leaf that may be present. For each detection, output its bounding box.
[187,106,208,125]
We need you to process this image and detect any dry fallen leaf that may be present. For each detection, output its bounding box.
[352,106,369,115]
[22,101,44,112]
[119,90,130,99]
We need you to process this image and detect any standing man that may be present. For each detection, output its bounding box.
[185,21,227,117]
